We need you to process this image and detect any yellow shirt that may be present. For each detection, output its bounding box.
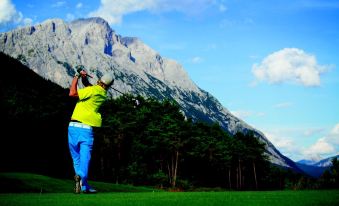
[71,85,107,127]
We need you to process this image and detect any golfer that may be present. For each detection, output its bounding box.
[68,67,113,194]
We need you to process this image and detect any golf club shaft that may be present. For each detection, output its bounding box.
[112,87,125,95]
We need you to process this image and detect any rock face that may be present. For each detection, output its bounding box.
[0,17,299,170]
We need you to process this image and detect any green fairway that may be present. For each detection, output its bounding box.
[1,190,339,206]
[0,173,338,206]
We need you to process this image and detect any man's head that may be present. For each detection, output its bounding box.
[98,73,114,89]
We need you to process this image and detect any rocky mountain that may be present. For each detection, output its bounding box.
[0,17,299,170]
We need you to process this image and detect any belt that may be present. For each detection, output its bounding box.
[69,121,92,129]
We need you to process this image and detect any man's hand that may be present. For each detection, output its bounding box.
[79,70,88,78]
[76,65,93,78]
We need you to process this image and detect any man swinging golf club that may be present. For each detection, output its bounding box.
[68,65,113,194]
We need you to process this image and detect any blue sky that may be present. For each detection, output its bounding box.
[1,0,339,161]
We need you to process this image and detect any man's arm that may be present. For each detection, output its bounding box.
[69,70,92,97]
[69,75,79,97]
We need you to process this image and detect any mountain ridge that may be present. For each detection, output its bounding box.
[0,17,299,171]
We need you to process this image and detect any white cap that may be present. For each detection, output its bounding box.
[100,73,114,86]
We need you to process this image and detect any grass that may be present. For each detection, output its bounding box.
[1,191,339,206]
[0,173,338,206]
[0,172,156,193]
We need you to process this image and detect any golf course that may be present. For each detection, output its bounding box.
[1,173,338,206]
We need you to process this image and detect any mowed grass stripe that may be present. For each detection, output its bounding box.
[1,190,339,206]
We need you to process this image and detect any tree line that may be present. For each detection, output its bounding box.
[91,95,272,190]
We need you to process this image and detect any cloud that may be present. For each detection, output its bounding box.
[261,125,338,161]
[252,48,331,87]
[191,56,203,64]
[303,123,339,158]
[0,0,22,25]
[220,17,254,29]
[303,127,325,137]
[0,0,32,28]
[298,0,339,9]
[231,110,252,119]
[218,4,227,12]
[303,138,335,156]
[231,110,264,119]
[273,102,293,109]
[52,1,66,8]
[76,3,83,9]
[88,0,156,24]
[66,13,75,21]
[326,123,339,145]
[88,0,220,24]
[264,131,300,160]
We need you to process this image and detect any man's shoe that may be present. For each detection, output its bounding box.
[74,175,81,194]
[82,188,97,194]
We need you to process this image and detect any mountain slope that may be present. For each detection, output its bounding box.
[0,17,299,170]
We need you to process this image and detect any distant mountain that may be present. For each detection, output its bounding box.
[297,156,322,166]
[297,159,318,166]
[313,155,339,167]
[295,163,328,178]
[296,155,338,178]
[0,17,300,171]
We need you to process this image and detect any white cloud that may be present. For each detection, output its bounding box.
[231,110,252,119]
[0,0,32,28]
[76,3,83,9]
[218,4,227,12]
[66,13,75,21]
[191,56,203,64]
[273,102,293,109]
[264,131,299,158]
[88,0,157,24]
[303,123,339,158]
[299,0,339,9]
[23,18,33,26]
[231,110,264,119]
[261,125,338,161]
[303,127,325,137]
[0,0,22,25]
[252,48,331,87]
[88,0,220,24]
[303,138,335,156]
[52,1,66,8]
[326,123,339,145]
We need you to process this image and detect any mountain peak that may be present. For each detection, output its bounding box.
[70,17,113,32]
[41,18,65,24]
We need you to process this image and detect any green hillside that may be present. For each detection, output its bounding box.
[0,52,75,178]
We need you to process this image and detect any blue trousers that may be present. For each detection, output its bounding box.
[68,122,94,191]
